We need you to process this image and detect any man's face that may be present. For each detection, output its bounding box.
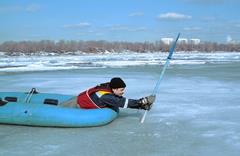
[112,88,125,97]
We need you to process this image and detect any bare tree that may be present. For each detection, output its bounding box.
[0,40,239,55]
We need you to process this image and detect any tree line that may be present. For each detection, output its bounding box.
[0,40,240,55]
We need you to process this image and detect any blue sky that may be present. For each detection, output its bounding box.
[0,0,239,43]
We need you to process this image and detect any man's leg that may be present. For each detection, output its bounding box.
[60,97,79,108]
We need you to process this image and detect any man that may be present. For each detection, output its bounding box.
[76,77,155,112]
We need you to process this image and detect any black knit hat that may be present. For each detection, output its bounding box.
[110,77,126,89]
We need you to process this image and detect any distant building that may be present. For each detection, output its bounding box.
[178,38,188,44]
[226,35,233,43]
[226,36,239,44]
[161,38,173,45]
[189,39,200,45]
[161,37,200,45]
[227,40,239,44]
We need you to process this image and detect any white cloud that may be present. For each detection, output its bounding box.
[64,22,91,28]
[109,25,147,32]
[184,0,235,5]
[87,30,95,33]
[184,27,201,31]
[0,6,22,12]
[110,25,129,31]
[157,12,192,20]
[129,27,147,32]
[129,12,144,17]
[26,4,40,12]
[235,24,240,27]
[77,32,86,36]
[95,33,104,36]
[77,31,104,36]
[0,4,40,12]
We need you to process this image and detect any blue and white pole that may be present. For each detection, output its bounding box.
[140,33,180,123]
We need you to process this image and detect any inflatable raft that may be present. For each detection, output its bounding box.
[0,89,118,127]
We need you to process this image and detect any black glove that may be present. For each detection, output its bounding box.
[138,95,156,110]
[0,99,8,106]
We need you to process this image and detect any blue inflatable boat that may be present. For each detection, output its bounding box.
[0,89,118,127]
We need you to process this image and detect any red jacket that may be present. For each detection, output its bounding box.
[77,83,112,109]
